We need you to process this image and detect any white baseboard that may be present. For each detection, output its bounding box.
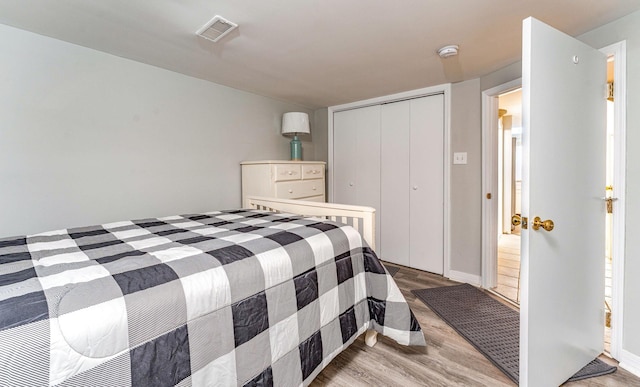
[447,270,481,286]
[619,349,640,378]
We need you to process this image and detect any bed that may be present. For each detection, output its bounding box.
[0,196,425,386]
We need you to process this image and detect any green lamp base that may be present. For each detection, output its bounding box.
[290,135,302,160]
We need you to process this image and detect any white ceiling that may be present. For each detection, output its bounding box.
[1,1,638,109]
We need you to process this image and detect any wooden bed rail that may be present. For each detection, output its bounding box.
[245,196,376,250]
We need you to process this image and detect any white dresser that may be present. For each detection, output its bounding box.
[241,160,326,207]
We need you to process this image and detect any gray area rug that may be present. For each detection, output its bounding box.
[383,264,399,277]
[412,283,616,384]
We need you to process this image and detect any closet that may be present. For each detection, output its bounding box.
[332,93,444,274]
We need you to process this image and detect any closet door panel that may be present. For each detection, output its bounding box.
[410,95,444,273]
[333,106,381,248]
[354,105,381,248]
[380,100,411,266]
[333,110,358,205]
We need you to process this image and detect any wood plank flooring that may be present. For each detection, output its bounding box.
[496,233,521,304]
[311,264,639,387]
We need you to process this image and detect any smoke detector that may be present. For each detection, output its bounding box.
[437,45,459,58]
[197,15,238,43]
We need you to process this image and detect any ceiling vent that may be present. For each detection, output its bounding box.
[197,15,238,43]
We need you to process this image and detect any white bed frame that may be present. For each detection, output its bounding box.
[246,196,376,250]
[245,196,379,346]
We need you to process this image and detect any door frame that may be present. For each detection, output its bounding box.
[602,40,627,362]
[327,84,452,277]
[481,78,521,290]
[480,41,627,360]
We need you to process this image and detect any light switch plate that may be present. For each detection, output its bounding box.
[453,152,468,165]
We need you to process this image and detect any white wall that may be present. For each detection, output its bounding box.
[313,108,329,163]
[449,79,483,276]
[0,24,314,237]
[480,62,521,91]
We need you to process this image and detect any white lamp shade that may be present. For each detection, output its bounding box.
[281,112,310,135]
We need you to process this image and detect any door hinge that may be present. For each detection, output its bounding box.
[607,82,614,101]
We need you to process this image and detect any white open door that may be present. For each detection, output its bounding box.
[520,17,606,386]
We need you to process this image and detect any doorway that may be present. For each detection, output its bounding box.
[481,41,626,360]
[492,60,616,354]
[495,89,523,305]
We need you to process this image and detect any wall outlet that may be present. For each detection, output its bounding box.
[453,152,468,165]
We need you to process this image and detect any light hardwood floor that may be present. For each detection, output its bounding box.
[496,233,521,304]
[312,264,639,387]
[604,255,613,354]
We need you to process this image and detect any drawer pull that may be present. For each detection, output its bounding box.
[312,187,317,191]
[288,171,293,175]
[288,189,293,193]
[349,182,354,187]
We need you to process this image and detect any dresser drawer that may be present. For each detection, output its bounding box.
[275,180,323,199]
[241,161,326,206]
[300,195,325,203]
[302,164,325,180]
[272,164,302,182]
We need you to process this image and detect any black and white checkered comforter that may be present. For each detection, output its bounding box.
[0,209,425,386]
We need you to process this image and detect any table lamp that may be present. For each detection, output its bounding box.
[281,112,310,160]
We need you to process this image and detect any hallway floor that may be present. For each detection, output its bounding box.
[496,233,520,304]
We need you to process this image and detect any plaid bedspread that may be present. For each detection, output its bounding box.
[0,209,425,386]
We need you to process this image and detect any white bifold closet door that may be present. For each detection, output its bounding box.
[380,95,444,273]
[333,105,381,248]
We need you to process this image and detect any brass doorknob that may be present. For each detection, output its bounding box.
[511,214,522,227]
[532,216,554,232]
